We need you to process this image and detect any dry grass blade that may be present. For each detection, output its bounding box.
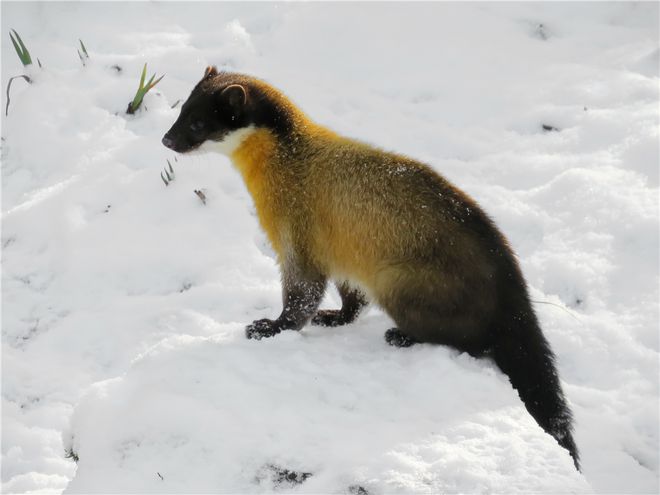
[5,75,32,116]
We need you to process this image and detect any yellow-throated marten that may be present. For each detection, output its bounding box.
[163,66,579,470]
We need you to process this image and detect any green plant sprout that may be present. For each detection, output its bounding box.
[64,447,79,463]
[10,29,32,66]
[161,159,175,186]
[194,189,207,205]
[6,29,37,116]
[127,63,164,114]
[78,39,89,66]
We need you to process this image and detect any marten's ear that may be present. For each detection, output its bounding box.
[220,84,247,116]
[203,65,218,79]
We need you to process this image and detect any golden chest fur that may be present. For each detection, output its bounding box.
[231,129,286,258]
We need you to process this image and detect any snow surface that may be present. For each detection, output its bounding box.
[1,2,658,494]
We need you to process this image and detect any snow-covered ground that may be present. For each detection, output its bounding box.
[2,2,658,493]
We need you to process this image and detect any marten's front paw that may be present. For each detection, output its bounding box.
[311,309,346,327]
[245,319,282,340]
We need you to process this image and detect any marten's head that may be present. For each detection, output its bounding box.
[162,67,294,154]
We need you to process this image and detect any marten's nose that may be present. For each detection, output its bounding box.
[162,135,175,149]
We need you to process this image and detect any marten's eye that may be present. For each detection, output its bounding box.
[190,121,205,133]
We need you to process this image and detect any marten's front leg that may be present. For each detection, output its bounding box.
[312,281,368,327]
[246,257,326,340]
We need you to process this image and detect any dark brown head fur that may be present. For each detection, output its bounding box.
[162,66,299,152]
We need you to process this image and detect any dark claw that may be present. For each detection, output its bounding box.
[245,318,282,340]
[385,328,416,348]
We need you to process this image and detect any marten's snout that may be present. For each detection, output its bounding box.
[162,134,175,150]
[161,131,191,153]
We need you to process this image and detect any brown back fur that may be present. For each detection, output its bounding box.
[229,96,502,348]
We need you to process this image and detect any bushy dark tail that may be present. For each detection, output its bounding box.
[491,311,580,470]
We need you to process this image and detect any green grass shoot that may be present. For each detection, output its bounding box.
[10,29,33,66]
[161,160,175,186]
[127,63,164,114]
[78,39,89,65]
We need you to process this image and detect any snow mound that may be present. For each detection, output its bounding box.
[64,325,587,494]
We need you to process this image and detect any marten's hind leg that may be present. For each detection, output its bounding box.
[384,328,417,347]
[312,281,368,327]
[379,281,493,356]
[384,311,490,356]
